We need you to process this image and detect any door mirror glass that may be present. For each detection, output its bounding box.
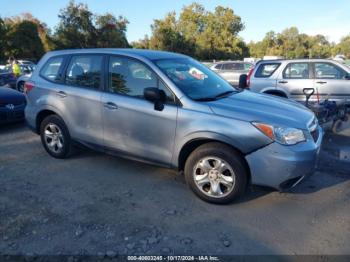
[345,73,350,80]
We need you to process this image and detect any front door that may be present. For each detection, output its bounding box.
[313,62,350,103]
[102,56,178,166]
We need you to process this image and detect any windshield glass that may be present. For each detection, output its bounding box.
[154,58,237,100]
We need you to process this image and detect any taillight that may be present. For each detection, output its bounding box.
[246,67,254,88]
[24,81,35,94]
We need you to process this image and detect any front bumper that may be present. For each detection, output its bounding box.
[245,126,323,190]
[0,105,25,124]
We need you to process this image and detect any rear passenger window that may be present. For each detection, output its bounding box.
[214,64,222,70]
[255,63,280,78]
[108,56,175,103]
[40,56,64,82]
[65,55,103,89]
[283,63,309,79]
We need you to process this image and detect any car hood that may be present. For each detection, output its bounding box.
[0,87,26,104]
[207,90,314,130]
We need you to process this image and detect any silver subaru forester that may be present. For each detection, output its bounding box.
[25,49,323,204]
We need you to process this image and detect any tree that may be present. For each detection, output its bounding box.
[54,1,129,49]
[133,3,247,60]
[5,19,45,60]
[54,1,97,49]
[95,13,129,48]
[249,27,333,59]
[333,35,350,58]
[0,17,8,62]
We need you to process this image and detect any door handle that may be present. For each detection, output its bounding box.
[104,102,118,110]
[316,81,327,84]
[278,80,288,84]
[56,91,67,98]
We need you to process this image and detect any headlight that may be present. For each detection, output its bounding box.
[252,122,306,145]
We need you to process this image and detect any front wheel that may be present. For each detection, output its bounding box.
[184,142,248,204]
[40,115,72,159]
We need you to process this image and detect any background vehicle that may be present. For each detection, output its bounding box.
[25,49,322,204]
[247,59,350,104]
[0,87,26,124]
[210,61,253,86]
[0,71,17,88]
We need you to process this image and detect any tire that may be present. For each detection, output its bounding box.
[184,142,248,204]
[40,115,72,159]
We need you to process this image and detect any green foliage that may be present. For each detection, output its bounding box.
[249,27,333,59]
[0,17,8,62]
[133,3,247,60]
[54,1,129,49]
[95,13,129,48]
[1,2,349,62]
[333,35,350,58]
[5,20,45,60]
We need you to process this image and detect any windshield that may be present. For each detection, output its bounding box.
[154,58,237,101]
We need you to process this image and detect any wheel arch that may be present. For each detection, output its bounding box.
[177,138,251,184]
[263,89,288,98]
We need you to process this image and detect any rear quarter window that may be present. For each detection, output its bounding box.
[255,63,280,78]
[40,56,65,82]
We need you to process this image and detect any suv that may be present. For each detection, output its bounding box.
[248,59,350,104]
[211,61,253,86]
[25,49,322,204]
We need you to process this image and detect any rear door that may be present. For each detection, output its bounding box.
[276,62,313,101]
[313,62,350,103]
[59,54,105,145]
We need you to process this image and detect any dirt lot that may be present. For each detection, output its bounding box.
[0,123,349,256]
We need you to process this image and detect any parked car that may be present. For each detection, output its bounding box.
[25,49,322,204]
[211,61,253,86]
[0,87,26,124]
[247,59,350,104]
[0,72,17,88]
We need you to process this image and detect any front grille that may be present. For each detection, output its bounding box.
[0,110,24,122]
[0,101,25,108]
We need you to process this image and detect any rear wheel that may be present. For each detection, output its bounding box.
[184,142,248,204]
[40,115,72,159]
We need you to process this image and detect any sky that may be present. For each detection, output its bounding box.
[1,0,350,43]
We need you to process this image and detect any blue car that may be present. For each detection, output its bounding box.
[0,87,26,124]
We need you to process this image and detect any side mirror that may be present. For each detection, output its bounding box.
[238,74,248,89]
[144,87,166,111]
[345,74,350,80]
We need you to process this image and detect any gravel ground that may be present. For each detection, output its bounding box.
[0,123,349,256]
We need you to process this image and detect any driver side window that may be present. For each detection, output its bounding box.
[108,56,175,103]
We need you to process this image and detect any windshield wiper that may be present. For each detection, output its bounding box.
[193,90,237,102]
[214,90,236,99]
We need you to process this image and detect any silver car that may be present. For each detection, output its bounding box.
[25,49,322,204]
[211,61,253,86]
[248,59,350,104]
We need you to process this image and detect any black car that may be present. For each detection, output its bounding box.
[0,87,26,124]
[0,72,17,88]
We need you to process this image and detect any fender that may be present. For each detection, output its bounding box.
[34,103,70,134]
[171,131,249,168]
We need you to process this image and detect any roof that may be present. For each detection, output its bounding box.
[46,48,188,60]
[258,58,336,64]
